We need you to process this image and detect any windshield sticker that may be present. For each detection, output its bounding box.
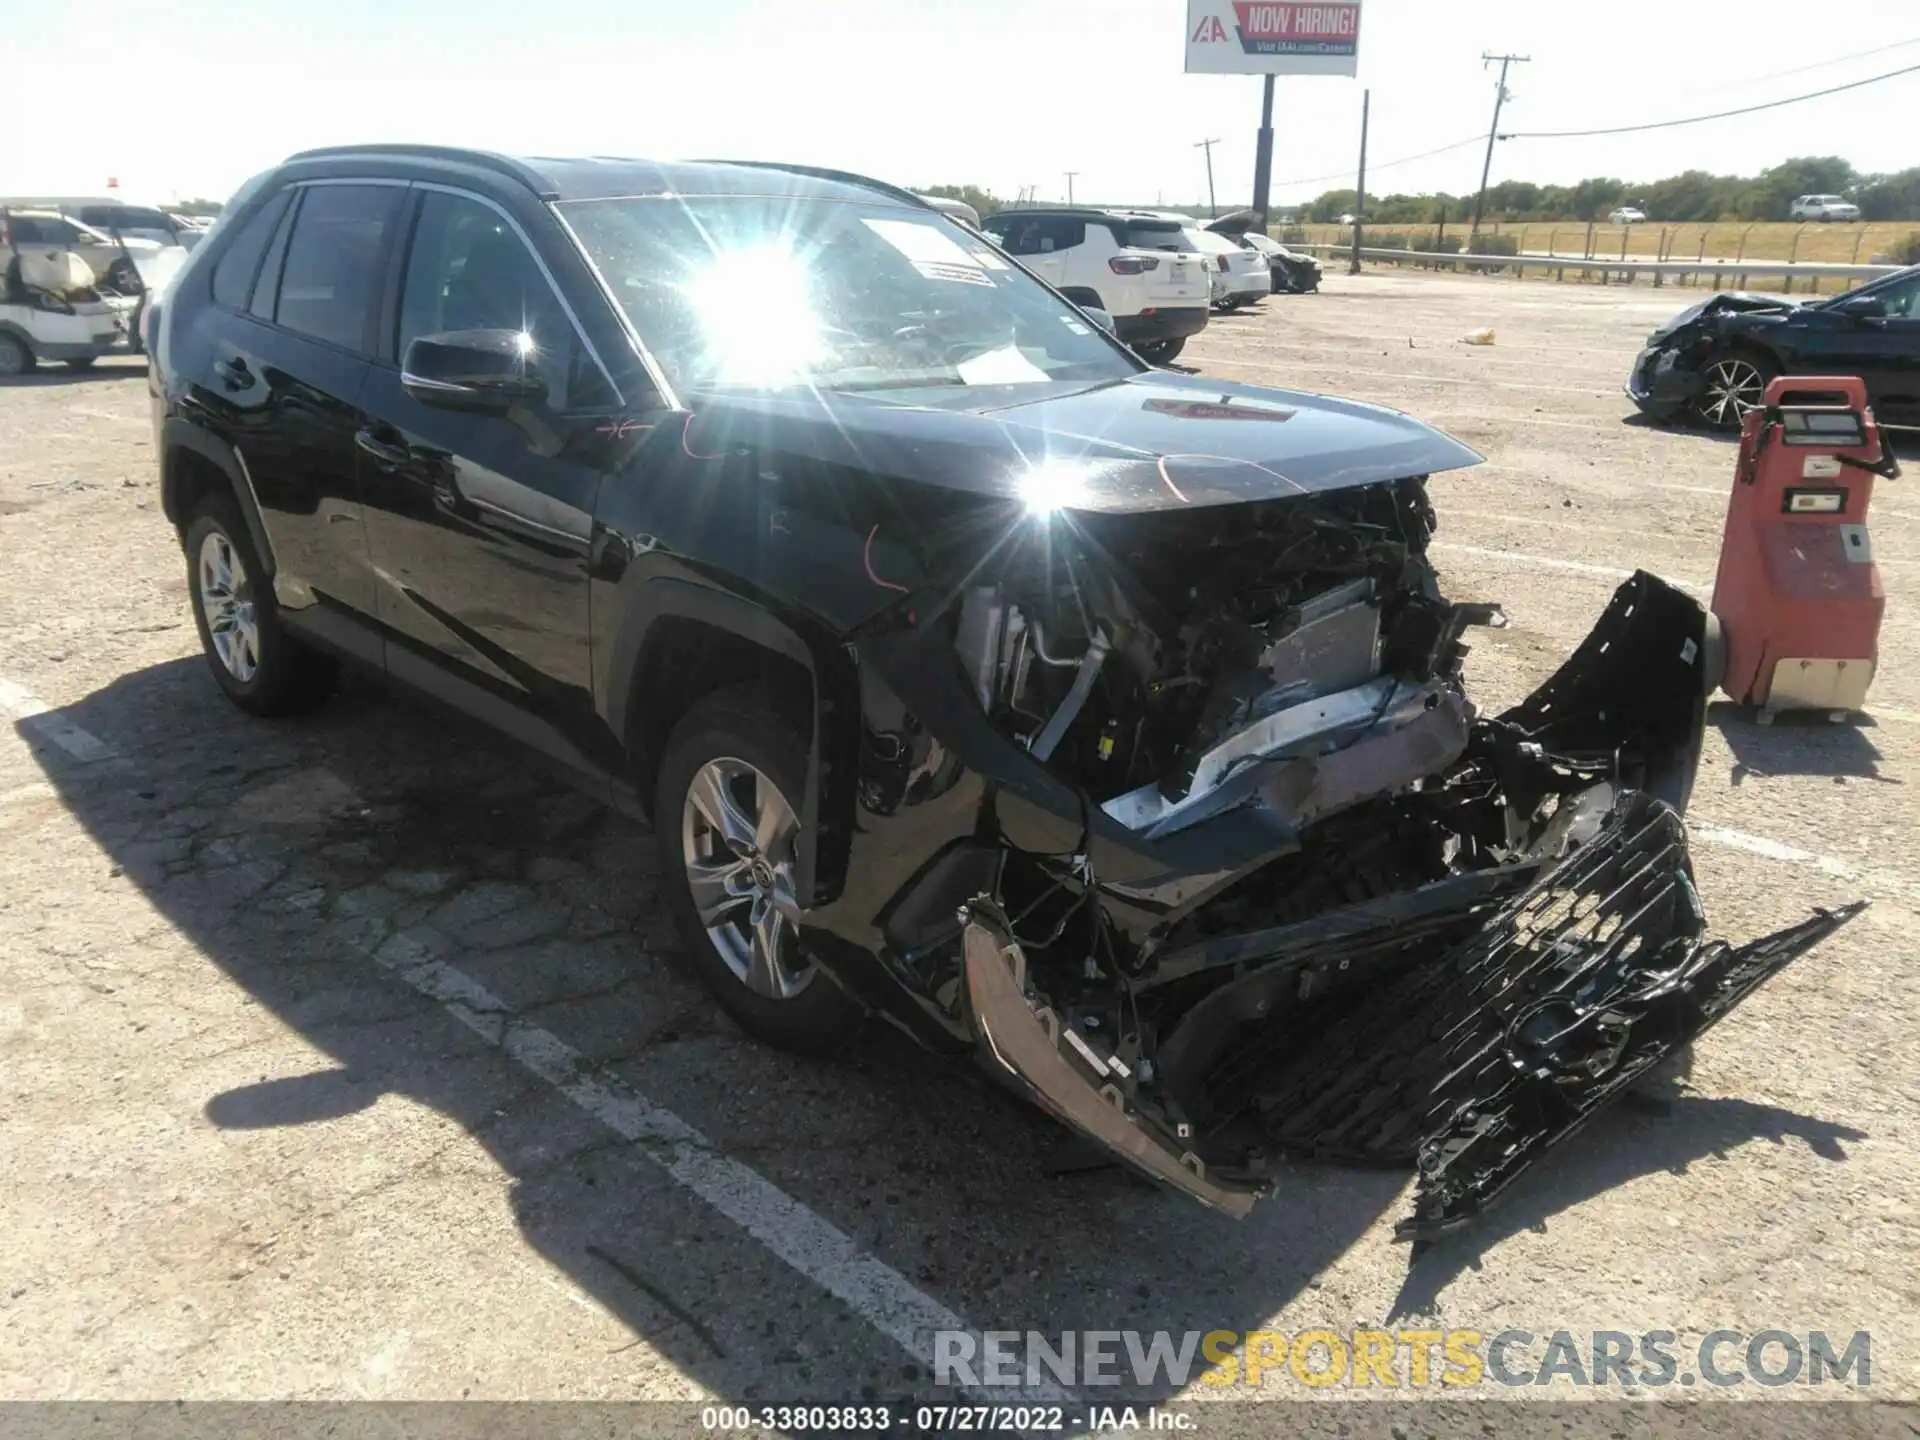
[862,219,993,284]
[1060,318,1091,335]
[957,345,1050,386]
[969,248,1011,270]
[916,261,994,286]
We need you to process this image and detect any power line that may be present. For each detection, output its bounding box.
[1270,134,1482,191]
[1504,60,1920,139]
[1697,33,1920,94]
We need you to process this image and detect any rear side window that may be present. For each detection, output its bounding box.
[269,184,401,353]
[987,216,1085,255]
[211,189,293,311]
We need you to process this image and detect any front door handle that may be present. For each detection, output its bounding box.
[354,427,413,470]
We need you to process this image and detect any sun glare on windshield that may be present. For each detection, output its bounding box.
[685,243,825,387]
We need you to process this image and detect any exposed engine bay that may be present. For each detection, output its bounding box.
[947,477,1490,841]
[830,471,1863,1236]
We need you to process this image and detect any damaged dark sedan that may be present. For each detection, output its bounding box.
[150,148,1863,1242]
[1627,262,1920,430]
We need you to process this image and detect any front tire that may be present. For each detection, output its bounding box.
[1134,337,1186,365]
[183,495,337,716]
[655,685,863,1055]
[1692,349,1775,431]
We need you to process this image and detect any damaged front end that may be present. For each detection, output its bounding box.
[807,470,1861,1234]
[1625,292,1797,424]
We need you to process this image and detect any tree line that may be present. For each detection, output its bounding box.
[1299,156,1920,226]
[927,157,1920,227]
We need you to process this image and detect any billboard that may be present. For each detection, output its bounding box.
[1185,1,1362,77]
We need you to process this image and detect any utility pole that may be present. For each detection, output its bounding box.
[1195,138,1221,218]
[1350,88,1370,276]
[1063,171,1078,205]
[1471,51,1529,240]
[1251,75,1276,231]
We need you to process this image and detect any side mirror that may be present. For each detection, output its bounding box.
[1836,296,1887,322]
[402,329,548,413]
[1080,306,1117,336]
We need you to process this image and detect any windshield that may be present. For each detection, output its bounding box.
[558,195,1139,397]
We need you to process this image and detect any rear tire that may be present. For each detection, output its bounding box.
[0,332,35,378]
[1135,337,1186,365]
[655,685,864,1055]
[183,494,338,716]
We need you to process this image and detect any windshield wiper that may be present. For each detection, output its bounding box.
[821,376,970,393]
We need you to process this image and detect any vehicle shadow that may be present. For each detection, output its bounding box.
[20,656,1407,1410]
[1384,1092,1868,1323]
[22,658,1864,1409]
[5,360,148,386]
[1709,702,1894,785]
[1618,412,1741,445]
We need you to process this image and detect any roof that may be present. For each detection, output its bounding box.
[986,206,1194,227]
[283,145,927,208]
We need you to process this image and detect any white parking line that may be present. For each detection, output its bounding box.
[367,937,1070,1406]
[1688,822,1860,880]
[0,677,116,763]
[1429,541,1707,591]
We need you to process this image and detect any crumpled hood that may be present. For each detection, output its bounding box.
[684,372,1482,513]
[1652,290,1800,340]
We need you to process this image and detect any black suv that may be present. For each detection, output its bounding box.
[148,145,1852,1235]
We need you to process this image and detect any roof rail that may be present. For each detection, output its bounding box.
[686,160,930,210]
[283,144,557,198]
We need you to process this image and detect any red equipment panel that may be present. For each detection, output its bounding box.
[1711,375,1893,714]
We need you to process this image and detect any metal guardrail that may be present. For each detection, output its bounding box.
[1297,244,1900,289]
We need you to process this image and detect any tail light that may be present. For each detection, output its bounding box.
[1108,255,1161,275]
[1216,255,1230,272]
[0,210,10,248]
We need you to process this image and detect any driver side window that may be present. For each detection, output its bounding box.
[397,192,613,411]
[1875,275,1920,319]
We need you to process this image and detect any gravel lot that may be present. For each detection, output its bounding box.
[1,271,1914,1422]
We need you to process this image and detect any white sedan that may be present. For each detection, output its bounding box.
[1608,206,1648,225]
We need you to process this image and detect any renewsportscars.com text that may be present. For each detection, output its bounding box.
[934,1328,1871,1390]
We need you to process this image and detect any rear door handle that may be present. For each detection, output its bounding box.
[213,356,251,391]
[354,427,413,470]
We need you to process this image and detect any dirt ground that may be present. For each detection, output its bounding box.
[1,270,1915,1425]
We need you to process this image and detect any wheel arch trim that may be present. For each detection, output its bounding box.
[602,575,858,907]
[160,417,278,581]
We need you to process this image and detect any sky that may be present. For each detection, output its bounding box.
[5,0,1915,210]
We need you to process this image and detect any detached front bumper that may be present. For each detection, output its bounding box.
[966,797,1864,1237]
[1625,342,1704,420]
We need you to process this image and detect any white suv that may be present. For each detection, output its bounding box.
[1789,194,1862,222]
[1176,227,1272,310]
[981,208,1210,363]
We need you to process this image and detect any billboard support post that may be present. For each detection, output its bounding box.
[1251,75,1276,230]
[1350,87,1369,276]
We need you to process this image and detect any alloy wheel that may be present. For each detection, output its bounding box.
[1698,357,1766,429]
[680,757,814,999]
[197,530,260,683]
